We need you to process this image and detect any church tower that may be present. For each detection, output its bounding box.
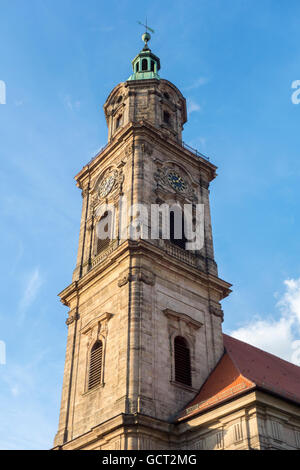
[54,31,231,450]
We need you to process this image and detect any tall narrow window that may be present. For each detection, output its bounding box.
[163,110,170,124]
[88,340,103,390]
[136,62,139,72]
[96,211,111,254]
[170,210,186,249]
[116,115,122,130]
[174,336,192,386]
[142,58,148,71]
[151,60,155,72]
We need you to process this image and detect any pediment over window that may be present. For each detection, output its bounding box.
[163,308,203,331]
[154,163,198,203]
[81,312,113,335]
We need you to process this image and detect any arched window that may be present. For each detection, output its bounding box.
[136,62,139,72]
[88,340,103,390]
[174,336,192,386]
[96,211,111,254]
[170,210,186,250]
[151,60,155,72]
[142,58,148,71]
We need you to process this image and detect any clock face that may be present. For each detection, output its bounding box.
[167,171,186,192]
[98,175,115,198]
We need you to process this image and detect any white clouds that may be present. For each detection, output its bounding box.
[192,137,207,148]
[0,350,55,449]
[63,95,81,111]
[187,99,202,114]
[18,267,43,322]
[185,77,208,114]
[278,278,300,324]
[185,77,208,91]
[230,278,300,365]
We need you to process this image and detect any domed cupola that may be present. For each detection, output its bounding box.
[104,28,187,143]
[127,32,161,81]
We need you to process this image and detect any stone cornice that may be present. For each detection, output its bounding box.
[163,309,203,330]
[74,121,217,188]
[58,240,232,308]
[53,412,176,450]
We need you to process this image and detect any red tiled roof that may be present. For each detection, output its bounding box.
[178,334,300,421]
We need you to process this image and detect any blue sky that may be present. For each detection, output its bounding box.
[0,0,300,449]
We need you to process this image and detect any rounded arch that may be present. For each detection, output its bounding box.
[142,58,148,71]
[92,165,118,194]
[163,161,197,187]
[88,340,103,390]
[94,209,113,255]
[159,79,187,125]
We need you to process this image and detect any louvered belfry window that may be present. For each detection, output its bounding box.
[88,341,103,390]
[174,336,192,386]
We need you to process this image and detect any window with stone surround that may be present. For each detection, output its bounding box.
[115,114,122,130]
[88,340,103,390]
[82,312,112,394]
[170,210,187,250]
[164,309,202,390]
[96,211,111,255]
[163,110,171,124]
[174,336,192,386]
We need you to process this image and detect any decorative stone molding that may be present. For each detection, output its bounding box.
[81,187,90,199]
[118,269,156,287]
[154,166,197,202]
[209,305,224,321]
[125,143,134,158]
[81,313,113,392]
[200,180,210,190]
[118,272,133,287]
[117,170,125,193]
[90,167,122,208]
[65,311,80,326]
[154,167,168,189]
[141,141,153,156]
[164,309,202,389]
[86,216,93,232]
[81,312,113,337]
[163,309,203,331]
[138,270,156,286]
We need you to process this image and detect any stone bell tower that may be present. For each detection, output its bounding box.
[54,31,231,450]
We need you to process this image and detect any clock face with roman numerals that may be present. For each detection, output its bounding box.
[98,175,115,198]
[167,171,186,192]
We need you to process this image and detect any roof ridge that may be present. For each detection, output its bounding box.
[223,335,257,387]
[223,333,300,370]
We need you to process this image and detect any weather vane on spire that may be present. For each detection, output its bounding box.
[138,18,155,47]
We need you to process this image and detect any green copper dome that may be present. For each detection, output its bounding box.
[127,33,161,81]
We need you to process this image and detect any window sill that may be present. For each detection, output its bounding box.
[82,383,105,396]
[170,380,198,393]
